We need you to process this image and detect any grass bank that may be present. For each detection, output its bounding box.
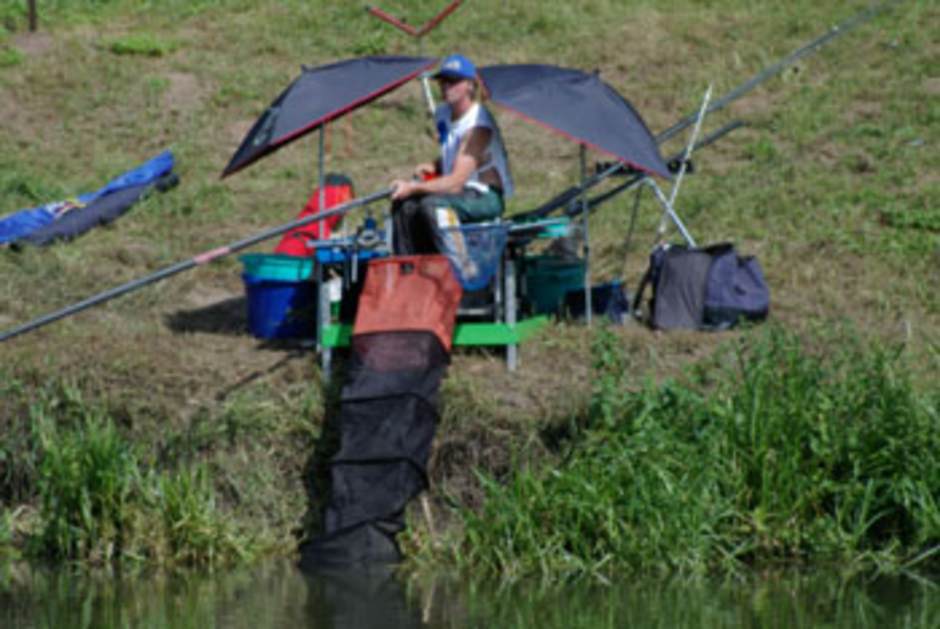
[0,0,937,577]
[438,325,939,580]
[2,381,259,566]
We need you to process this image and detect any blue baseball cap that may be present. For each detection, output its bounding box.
[433,53,477,81]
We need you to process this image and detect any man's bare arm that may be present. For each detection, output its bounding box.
[391,127,491,199]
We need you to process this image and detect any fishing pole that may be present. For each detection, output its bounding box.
[513,0,903,223]
[513,118,745,224]
[656,0,906,143]
[574,120,746,218]
[0,188,392,343]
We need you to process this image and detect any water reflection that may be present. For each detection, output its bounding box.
[1,559,937,628]
[450,573,939,629]
[302,566,424,628]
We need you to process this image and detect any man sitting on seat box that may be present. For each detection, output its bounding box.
[389,53,514,261]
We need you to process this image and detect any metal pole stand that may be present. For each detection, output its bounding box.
[579,145,592,326]
[504,257,517,371]
[315,256,332,379]
[645,179,697,248]
[657,85,711,242]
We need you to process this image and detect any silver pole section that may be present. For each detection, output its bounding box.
[580,144,591,326]
[417,38,436,117]
[317,259,332,378]
[646,180,696,248]
[505,258,517,371]
[420,73,436,116]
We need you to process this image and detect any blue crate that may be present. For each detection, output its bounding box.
[242,273,317,339]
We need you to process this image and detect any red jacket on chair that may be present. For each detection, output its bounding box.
[273,174,354,257]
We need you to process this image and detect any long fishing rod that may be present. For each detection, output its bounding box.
[575,120,746,217]
[657,0,906,144]
[513,0,902,224]
[514,118,744,224]
[0,188,392,343]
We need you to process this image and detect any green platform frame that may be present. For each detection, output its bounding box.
[320,316,549,348]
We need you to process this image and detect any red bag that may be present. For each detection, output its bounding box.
[273,174,354,257]
[353,256,463,352]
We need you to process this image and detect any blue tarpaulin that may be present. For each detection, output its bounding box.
[0,151,174,246]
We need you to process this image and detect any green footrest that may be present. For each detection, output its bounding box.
[320,316,549,348]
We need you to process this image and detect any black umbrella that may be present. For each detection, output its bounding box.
[478,64,670,179]
[223,55,436,177]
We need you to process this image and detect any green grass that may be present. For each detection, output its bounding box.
[0,0,937,578]
[108,33,177,57]
[0,45,22,67]
[0,508,15,559]
[27,388,254,566]
[448,325,940,580]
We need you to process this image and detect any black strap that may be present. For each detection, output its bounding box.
[632,264,654,318]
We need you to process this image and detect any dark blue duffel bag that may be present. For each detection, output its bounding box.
[701,243,770,330]
[633,242,769,330]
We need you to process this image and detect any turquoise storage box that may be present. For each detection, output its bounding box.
[524,256,585,315]
[240,253,314,282]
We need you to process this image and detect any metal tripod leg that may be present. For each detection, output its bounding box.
[657,84,712,242]
[646,179,697,248]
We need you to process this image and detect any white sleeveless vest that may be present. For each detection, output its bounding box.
[435,102,514,198]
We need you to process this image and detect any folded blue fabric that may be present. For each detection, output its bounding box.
[0,150,174,245]
[0,206,56,245]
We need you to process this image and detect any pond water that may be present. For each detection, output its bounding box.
[2,559,937,628]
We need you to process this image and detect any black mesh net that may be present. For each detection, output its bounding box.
[301,331,449,567]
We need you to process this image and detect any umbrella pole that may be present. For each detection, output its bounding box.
[580,145,592,326]
[620,186,644,286]
[420,74,436,116]
[0,188,392,343]
[417,39,436,116]
[318,125,327,237]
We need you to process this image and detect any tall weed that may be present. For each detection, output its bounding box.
[456,325,940,580]
[156,466,251,566]
[26,387,254,566]
[33,412,142,562]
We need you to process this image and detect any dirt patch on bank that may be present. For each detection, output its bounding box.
[164,72,203,112]
[0,90,18,126]
[924,77,940,97]
[12,32,53,57]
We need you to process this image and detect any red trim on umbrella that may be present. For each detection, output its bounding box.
[486,99,665,179]
[479,75,668,179]
[223,59,437,178]
[272,63,435,146]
